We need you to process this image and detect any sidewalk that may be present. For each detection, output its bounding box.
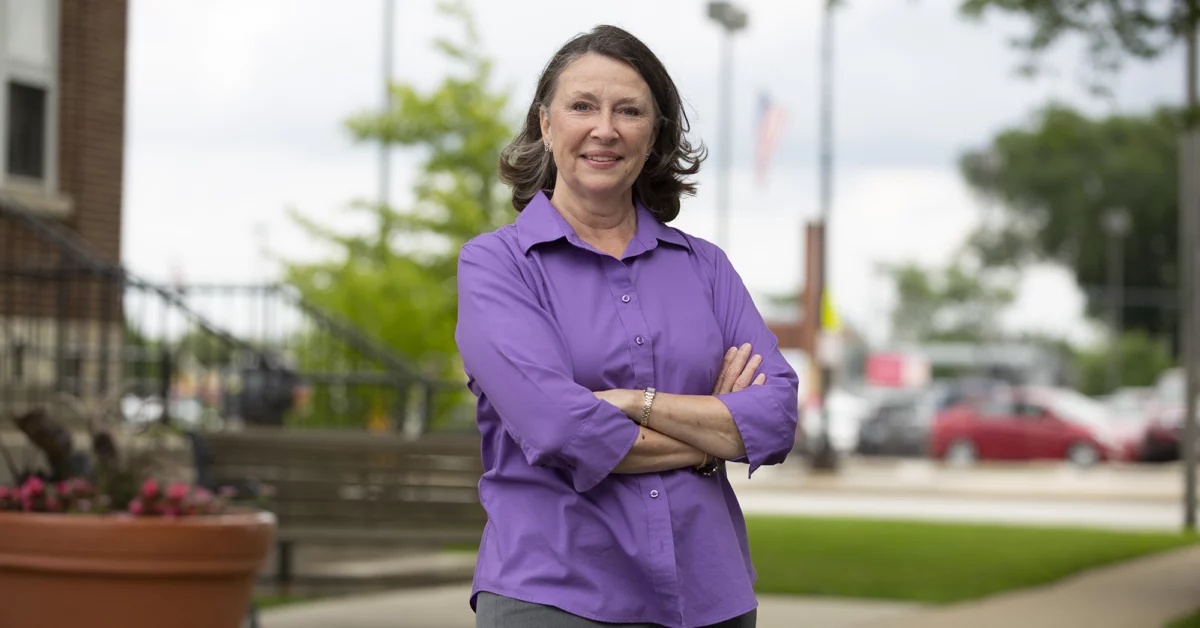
[855,544,1200,628]
[259,587,923,628]
[728,457,1189,504]
[259,546,1200,628]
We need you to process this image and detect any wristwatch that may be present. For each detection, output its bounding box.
[694,453,722,477]
[640,387,656,427]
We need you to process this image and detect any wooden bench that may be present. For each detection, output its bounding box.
[188,428,487,586]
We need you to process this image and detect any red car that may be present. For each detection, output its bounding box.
[930,386,1139,467]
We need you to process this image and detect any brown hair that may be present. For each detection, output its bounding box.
[498,25,706,223]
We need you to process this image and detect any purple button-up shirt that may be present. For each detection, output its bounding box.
[455,191,799,628]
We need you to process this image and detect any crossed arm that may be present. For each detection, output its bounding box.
[605,344,765,475]
[457,238,798,490]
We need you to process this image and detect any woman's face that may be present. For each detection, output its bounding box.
[540,53,656,206]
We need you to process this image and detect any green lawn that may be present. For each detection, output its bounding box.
[267,517,1195,609]
[746,516,1196,604]
[1166,609,1200,628]
[253,594,314,610]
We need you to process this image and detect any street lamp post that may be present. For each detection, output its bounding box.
[1103,208,1130,393]
[809,0,840,471]
[1181,6,1200,533]
[707,2,748,252]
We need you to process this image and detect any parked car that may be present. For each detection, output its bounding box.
[800,388,872,456]
[1139,369,1188,462]
[1103,387,1157,425]
[856,385,946,458]
[930,386,1139,467]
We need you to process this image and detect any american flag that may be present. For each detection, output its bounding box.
[754,92,787,188]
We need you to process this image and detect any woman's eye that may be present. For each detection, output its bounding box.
[620,107,641,116]
[572,102,592,112]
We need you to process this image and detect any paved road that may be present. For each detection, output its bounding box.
[737,491,1198,531]
[729,457,1190,502]
[724,457,1200,531]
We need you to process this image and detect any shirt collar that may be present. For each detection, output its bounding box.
[515,190,691,255]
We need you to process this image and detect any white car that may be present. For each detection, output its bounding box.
[801,388,871,455]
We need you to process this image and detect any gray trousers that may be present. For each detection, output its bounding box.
[476,592,756,628]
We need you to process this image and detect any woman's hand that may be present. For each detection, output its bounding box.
[591,345,768,461]
[711,343,766,395]
[593,343,767,422]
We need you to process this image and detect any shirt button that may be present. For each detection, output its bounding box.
[635,336,644,345]
[650,490,659,498]
[621,295,631,303]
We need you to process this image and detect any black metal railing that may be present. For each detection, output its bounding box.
[139,282,473,433]
[0,200,469,435]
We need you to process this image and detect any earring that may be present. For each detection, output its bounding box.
[545,143,551,153]
[645,151,651,160]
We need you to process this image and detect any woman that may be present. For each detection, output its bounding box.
[455,24,799,628]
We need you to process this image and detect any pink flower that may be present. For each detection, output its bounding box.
[140,479,159,499]
[128,499,143,516]
[163,506,180,518]
[0,487,9,500]
[21,477,45,498]
[166,483,190,502]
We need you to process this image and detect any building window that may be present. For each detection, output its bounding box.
[6,80,45,179]
[5,0,50,68]
[0,0,58,195]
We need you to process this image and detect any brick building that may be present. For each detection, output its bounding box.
[0,0,128,410]
[0,0,127,251]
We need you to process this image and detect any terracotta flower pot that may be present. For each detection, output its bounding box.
[0,509,276,628]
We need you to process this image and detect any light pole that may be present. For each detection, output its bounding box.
[1182,9,1199,532]
[809,0,840,471]
[707,1,748,252]
[1103,208,1130,393]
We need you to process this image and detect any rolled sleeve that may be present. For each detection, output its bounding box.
[455,236,639,492]
[717,386,797,475]
[706,244,800,476]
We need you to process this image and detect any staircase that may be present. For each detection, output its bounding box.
[0,200,463,435]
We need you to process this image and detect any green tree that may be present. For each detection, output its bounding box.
[886,258,1016,344]
[959,104,1181,344]
[283,0,513,387]
[1075,330,1176,395]
[952,1,1198,359]
[959,0,1197,104]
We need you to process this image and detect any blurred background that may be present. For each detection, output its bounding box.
[1,1,1199,627]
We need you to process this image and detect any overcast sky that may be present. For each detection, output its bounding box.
[121,0,1182,347]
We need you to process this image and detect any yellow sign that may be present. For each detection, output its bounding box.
[821,290,842,333]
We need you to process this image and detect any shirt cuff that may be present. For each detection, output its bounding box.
[559,409,641,492]
[716,390,795,477]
